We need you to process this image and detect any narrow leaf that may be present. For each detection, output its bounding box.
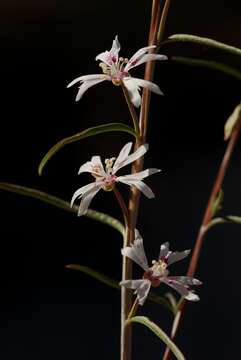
[0,182,124,235]
[171,57,241,82]
[224,103,241,141]
[207,215,241,231]
[38,123,136,175]
[162,34,241,57]
[126,316,185,360]
[66,264,176,314]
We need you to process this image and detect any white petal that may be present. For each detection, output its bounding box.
[159,242,170,260]
[168,276,202,286]
[163,278,200,302]
[70,182,98,207]
[121,235,148,271]
[118,168,161,180]
[129,77,163,95]
[90,156,106,177]
[123,78,142,107]
[110,35,121,58]
[125,45,156,71]
[120,279,151,306]
[118,178,155,199]
[167,250,191,266]
[95,35,121,65]
[112,142,133,173]
[114,143,148,173]
[125,53,167,71]
[77,185,102,216]
[75,78,108,101]
[67,74,106,88]
[77,161,93,175]
[95,51,111,65]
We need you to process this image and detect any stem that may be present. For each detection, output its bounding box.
[162,116,241,360]
[157,0,171,43]
[121,84,140,137]
[113,187,129,229]
[120,2,161,360]
[127,298,139,320]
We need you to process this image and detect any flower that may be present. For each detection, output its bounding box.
[71,142,160,216]
[67,35,167,107]
[120,230,202,305]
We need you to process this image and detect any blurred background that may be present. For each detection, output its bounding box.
[0,0,241,359]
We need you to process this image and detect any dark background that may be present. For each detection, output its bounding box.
[1,0,241,359]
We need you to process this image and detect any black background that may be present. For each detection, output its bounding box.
[1,0,241,359]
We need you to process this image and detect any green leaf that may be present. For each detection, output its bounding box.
[211,189,224,217]
[126,316,185,360]
[171,57,241,82]
[162,34,241,57]
[224,103,241,141]
[207,215,241,231]
[0,182,125,236]
[38,123,136,175]
[66,264,176,314]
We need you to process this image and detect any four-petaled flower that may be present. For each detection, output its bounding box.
[67,35,167,107]
[120,230,202,305]
[71,142,161,216]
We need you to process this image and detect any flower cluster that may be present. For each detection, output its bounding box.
[67,35,167,107]
[120,230,201,305]
[71,142,160,216]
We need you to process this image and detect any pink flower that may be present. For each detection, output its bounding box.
[67,35,167,107]
[71,142,161,216]
[120,230,202,305]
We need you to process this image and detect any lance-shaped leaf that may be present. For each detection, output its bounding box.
[224,103,241,141]
[207,215,241,231]
[38,123,136,175]
[171,57,241,83]
[126,316,185,360]
[0,182,124,235]
[66,264,176,314]
[161,34,241,57]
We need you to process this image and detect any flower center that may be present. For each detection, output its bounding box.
[99,56,130,86]
[101,157,117,191]
[143,260,169,288]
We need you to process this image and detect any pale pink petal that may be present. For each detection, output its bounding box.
[120,279,151,305]
[128,77,163,95]
[96,35,121,65]
[75,78,109,101]
[118,168,161,181]
[95,51,111,65]
[163,278,199,301]
[123,78,142,107]
[117,178,155,199]
[168,276,202,286]
[110,35,121,58]
[125,53,167,71]
[158,242,170,260]
[121,234,149,271]
[167,250,191,266]
[67,74,106,88]
[78,161,94,175]
[70,182,98,207]
[77,185,103,216]
[114,144,148,173]
[90,156,106,177]
[125,45,156,71]
[112,142,133,173]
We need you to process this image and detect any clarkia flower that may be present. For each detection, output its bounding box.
[71,142,160,216]
[67,35,167,107]
[120,230,202,305]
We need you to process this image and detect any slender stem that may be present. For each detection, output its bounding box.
[121,84,140,137]
[157,0,171,43]
[162,116,241,360]
[120,2,161,360]
[127,298,139,320]
[113,187,129,229]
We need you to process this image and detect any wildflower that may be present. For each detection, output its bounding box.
[120,230,201,305]
[71,142,160,216]
[67,35,167,107]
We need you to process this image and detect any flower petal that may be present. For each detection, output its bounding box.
[121,232,149,271]
[125,45,156,71]
[118,168,161,180]
[118,178,155,199]
[113,144,148,173]
[159,242,170,260]
[123,78,142,107]
[168,276,202,286]
[77,185,103,216]
[167,249,191,266]
[67,74,107,88]
[113,142,133,173]
[163,278,200,301]
[96,35,121,65]
[75,78,109,101]
[125,53,167,71]
[128,77,163,95]
[70,182,98,207]
[120,279,151,305]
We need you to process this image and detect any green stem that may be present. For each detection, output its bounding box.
[121,84,140,137]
